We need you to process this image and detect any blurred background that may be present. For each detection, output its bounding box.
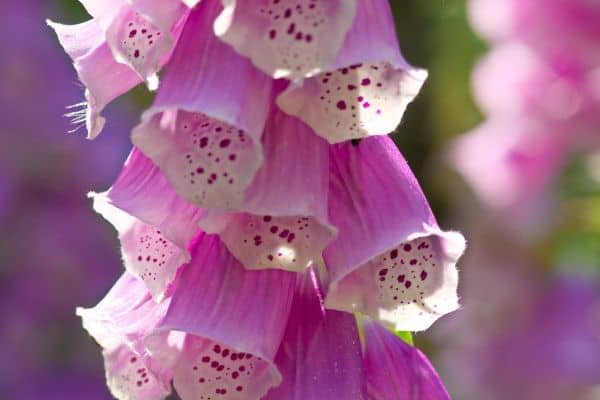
[1,1,599,399]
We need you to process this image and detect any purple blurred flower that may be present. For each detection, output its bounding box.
[435,262,600,400]
[1,2,133,399]
[452,0,600,230]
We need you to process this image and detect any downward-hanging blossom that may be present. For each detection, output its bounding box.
[51,0,464,398]
[451,0,600,230]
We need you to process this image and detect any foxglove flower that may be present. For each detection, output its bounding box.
[452,0,600,230]
[48,0,190,138]
[51,0,465,398]
[79,264,451,399]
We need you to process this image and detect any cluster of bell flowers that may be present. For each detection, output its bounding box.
[50,1,465,399]
[452,0,600,231]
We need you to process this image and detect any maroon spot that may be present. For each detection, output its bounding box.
[379,268,388,276]
[129,30,137,38]
[397,274,405,283]
[336,100,347,110]
[219,139,231,148]
[390,249,398,259]
[357,96,364,102]
[232,372,239,379]
[133,49,140,58]
[284,8,292,18]
[270,226,279,234]
[420,270,428,280]
[236,386,243,392]
[229,154,237,161]
[213,345,221,353]
[361,78,371,86]
[211,361,219,368]
[405,280,412,289]
[263,216,272,222]
[199,137,209,148]
[410,259,417,266]
[287,233,295,243]
[279,229,290,238]
[269,29,277,39]
[403,244,412,252]
[201,356,210,363]
[347,84,357,90]
[287,23,295,34]
[363,102,371,109]
[196,167,204,174]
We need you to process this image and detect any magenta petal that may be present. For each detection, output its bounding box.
[77,273,177,399]
[277,0,427,143]
[104,0,187,88]
[48,19,141,139]
[173,334,278,400]
[324,137,465,331]
[77,273,170,353]
[199,109,337,272]
[264,270,366,400]
[362,319,451,400]
[103,345,172,400]
[92,149,203,298]
[215,0,357,80]
[101,149,203,248]
[157,234,295,398]
[159,234,296,363]
[132,0,271,209]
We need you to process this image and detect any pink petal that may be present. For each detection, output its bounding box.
[159,234,296,363]
[158,234,295,398]
[77,273,170,352]
[199,109,337,272]
[77,274,177,399]
[215,0,357,80]
[277,0,427,143]
[362,319,451,400]
[92,149,203,299]
[48,19,141,139]
[323,137,465,331]
[264,270,366,399]
[92,196,190,301]
[132,1,271,209]
[103,345,172,400]
[173,334,278,400]
[104,0,187,87]
[102,149,203,249]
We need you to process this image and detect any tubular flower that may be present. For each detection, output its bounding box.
[451,0,600,230]
[51,0,464,398]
